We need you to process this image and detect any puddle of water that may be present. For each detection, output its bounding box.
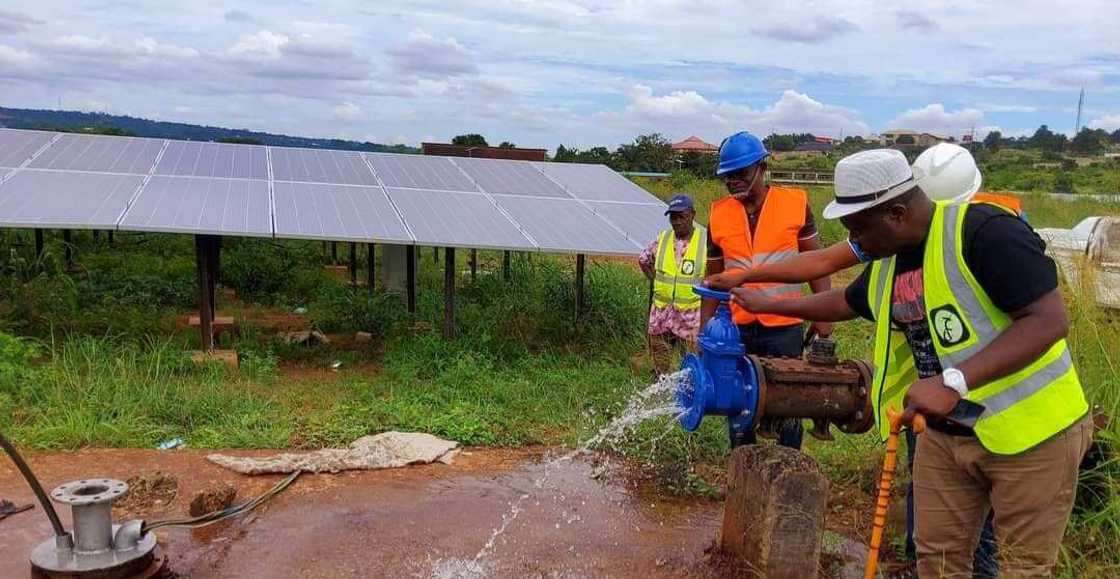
[429,371,690,578]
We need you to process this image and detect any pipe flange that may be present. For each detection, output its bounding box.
[836,359,876,434]
[747,355,768,424]
[51,479,128,507]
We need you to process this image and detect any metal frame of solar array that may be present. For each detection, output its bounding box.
[0,129,667,256]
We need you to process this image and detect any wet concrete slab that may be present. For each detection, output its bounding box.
[0,447,725,578]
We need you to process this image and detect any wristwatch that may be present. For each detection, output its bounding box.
[941,368,969,397]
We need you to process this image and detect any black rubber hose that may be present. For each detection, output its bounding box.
[0,430,67,538]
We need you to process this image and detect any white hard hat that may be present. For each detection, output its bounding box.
[912,143,982,204]
[823,149,916,219]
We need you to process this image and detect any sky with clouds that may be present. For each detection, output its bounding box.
[1,1,1118,149]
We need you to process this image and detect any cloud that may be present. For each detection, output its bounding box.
[0,43,38,70]
[331,102,362,121]
[225,30,370,81]
[228,30,288,59]
[755,16,857,45]
[0,9,42,35]
[888,103,984,136]
[980,104,1038,113]
[896,10,937,31]
[388,30,478,78]
[1089,114,1120,132]
[224,9,254,23]
[601,85,870,141]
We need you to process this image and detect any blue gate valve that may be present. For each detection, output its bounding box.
[677,286,760,436]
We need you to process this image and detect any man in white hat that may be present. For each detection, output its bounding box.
[729,149,1092,577]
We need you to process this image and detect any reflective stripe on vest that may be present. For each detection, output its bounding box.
[653,227,706,310]
[708,187,807,326]
[866,202,1087,455]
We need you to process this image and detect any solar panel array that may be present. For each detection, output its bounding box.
[0,129,668,255]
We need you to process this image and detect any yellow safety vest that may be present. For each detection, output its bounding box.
[867,202,1087,455]
[653,226,707,310]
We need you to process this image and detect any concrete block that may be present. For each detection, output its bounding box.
[380,245,412,294]
[720,444,828,579]
[190,350,239,368]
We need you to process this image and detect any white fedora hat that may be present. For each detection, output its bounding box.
[823,149,918,219]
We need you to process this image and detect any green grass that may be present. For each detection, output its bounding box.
[0,177,1117,575]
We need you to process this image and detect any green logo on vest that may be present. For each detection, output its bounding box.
[931,305,970,347]
[681,260,695,275]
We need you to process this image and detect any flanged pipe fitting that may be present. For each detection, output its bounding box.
[30,478,159,579]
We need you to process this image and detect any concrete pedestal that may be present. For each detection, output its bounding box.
[381,245,412,294]
[720,444,828,579]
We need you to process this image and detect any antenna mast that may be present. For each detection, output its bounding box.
[1075,87,1085,134]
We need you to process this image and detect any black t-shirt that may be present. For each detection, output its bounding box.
[844,204,1058,379]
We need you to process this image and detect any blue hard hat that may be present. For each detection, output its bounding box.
[716,131,769,176]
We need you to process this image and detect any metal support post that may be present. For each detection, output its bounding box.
[34,229,44,259]
[470,248,477,282]
[63,229,73,270]
[367,243,376,293]
[406,245,417,314]
[444,247,456,339]
[575,254,586,320]
[195,235,215,352]
[503,250,511,281]
[349,242,357,286]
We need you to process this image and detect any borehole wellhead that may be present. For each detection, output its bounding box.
[30,478,161,579]
[676,286,875,442]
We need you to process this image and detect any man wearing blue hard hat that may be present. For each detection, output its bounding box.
[638,193,706,377]
[702,131,832,449]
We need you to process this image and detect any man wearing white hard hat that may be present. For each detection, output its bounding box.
[729,148,1091,577]
[705,142,1007,575]
[705,143,1023,290]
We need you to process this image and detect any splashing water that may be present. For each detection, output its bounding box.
[428,371,691,578]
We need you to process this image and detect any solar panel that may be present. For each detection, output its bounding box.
[0,170,143,228]
[385,188,534,250]
[450,157,571,198]
[155,141,268,180]
[29,133,164,174]
[492,196,641,255]
[583,201,669,248]
[533,162,659,204]
[273,182,412,243]
[269,147,377,186]
[0,129,56,168]
[120,176,271,236]
[0,128,662,256]
[366,153,478,192]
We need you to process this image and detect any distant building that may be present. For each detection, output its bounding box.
[812,135,838,145]
[671,136,719,154]
[421,142,547,162]
[793,140,834,155]
[880,130,954,152]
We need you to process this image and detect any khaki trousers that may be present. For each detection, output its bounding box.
[914,415,1093,578]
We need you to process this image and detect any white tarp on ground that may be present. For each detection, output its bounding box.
[1038,216,1120,310]
[207,432,459,475]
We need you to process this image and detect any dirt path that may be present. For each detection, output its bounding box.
[1,447,729,578]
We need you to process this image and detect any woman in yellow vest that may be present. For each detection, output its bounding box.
[729,148,1092,578]
[638,194,706,378]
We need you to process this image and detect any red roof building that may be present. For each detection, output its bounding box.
[421,142,547,162]
[671,136,719,154]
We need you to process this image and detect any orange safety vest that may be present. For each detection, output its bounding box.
[973,192,1023,216]
[709,186,808,326]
